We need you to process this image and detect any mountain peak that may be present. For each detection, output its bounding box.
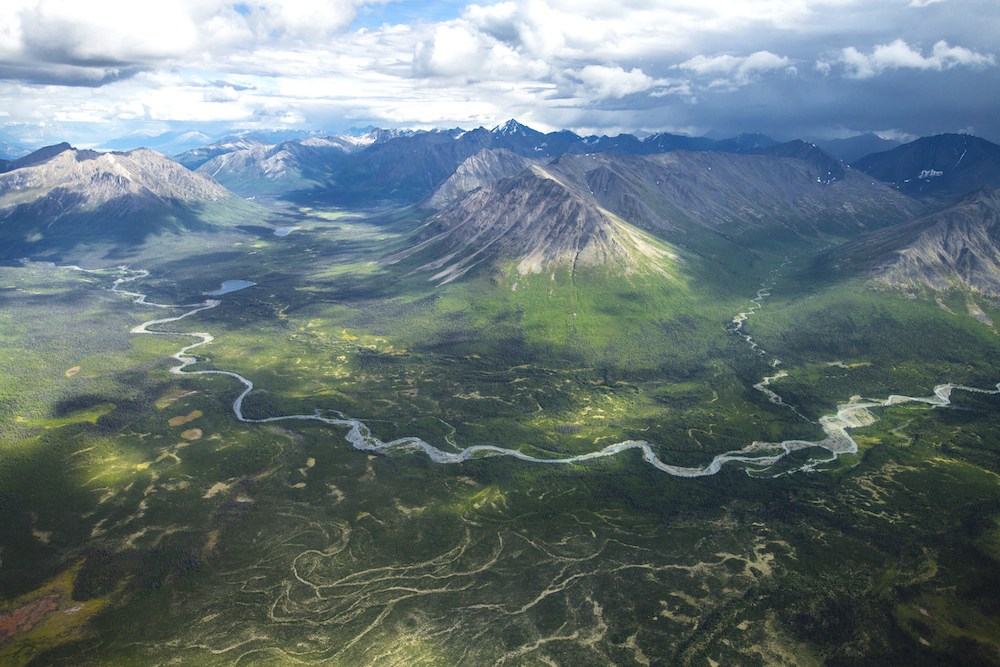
[0,143,246,258]
[491,119,541,137]
[853,133,1000,200]
[2,142,76,172]
[390,162,675,284]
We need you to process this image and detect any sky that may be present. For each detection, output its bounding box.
[0,0,997,149]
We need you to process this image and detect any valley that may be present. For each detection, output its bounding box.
[2,127,1000,665]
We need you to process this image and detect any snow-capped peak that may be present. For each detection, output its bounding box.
[491,119,537,136]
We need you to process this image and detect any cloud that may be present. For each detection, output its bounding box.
[567,65,657,99]
[822,39,995,79]
[240,0,362,40]
[0,0,368,86]
[413,24,488,78]
[678,50,794,87]
[1,0,999,146]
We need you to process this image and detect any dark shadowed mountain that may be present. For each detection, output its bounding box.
[547,150,920,238]
[816,133,900,164]
[0,143,261,259]
[0,142,89,172]
[853,134,1000,201]
[816,187,1000,295]
[712,132,780,154]
[751,141,846,183]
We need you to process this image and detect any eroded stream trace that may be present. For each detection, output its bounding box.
[68,263,1000,478]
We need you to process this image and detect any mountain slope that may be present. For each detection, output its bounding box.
[853,134,1000,201]
[425,148,539,208]
[175,136,271,170]
[394,148,924,286]
[548,151,923,239]
[195,139,357,196]
[819,187,1000,295]
[388,165,676,284]
[0,144,260,258]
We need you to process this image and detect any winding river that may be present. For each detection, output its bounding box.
[78,265,1000,478]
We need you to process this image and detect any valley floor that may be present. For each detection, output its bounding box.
[2,207,1000,665]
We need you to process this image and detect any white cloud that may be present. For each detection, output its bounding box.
[413,24,488,78]
[242,0,361,40]
[16,1,208,61]
[823,39,995,79]
[568,65,657,99]
[0,0,369,86]
[678,50,793,86]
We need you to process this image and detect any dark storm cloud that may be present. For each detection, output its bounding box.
[640,60,1000,142]
[0,61,143,87]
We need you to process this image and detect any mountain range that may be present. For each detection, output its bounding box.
[394,147,922,283]
[5,122,1000,295]
[176,120,1000,208]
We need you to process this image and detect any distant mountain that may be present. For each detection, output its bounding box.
[175,136,272,170]
[491,119,545,142]
[0,131,30,159]
[567,131,794,159]
[490,119,581,157]
[180,121,577,203]
[98,130,216,156]
[388,165,674,283]
[194,139,357,196]
[0,143,259,258]
[228,128,327,144]
[343,124,801,206]
[640,132,717,153]
[569,133,647,155]
[712,132,780,154]
[362,128,417,144]
[816,133,900,164]
[852,134,1000,201]
[169,120,934,216]
[819,187,1000,295]
[0,141,30,161]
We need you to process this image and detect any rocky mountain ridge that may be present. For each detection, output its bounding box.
[0,143,257,258]
[821,187,1000,295]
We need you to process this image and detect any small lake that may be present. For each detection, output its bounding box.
[273,227,299,237]
[203,280,257,296]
